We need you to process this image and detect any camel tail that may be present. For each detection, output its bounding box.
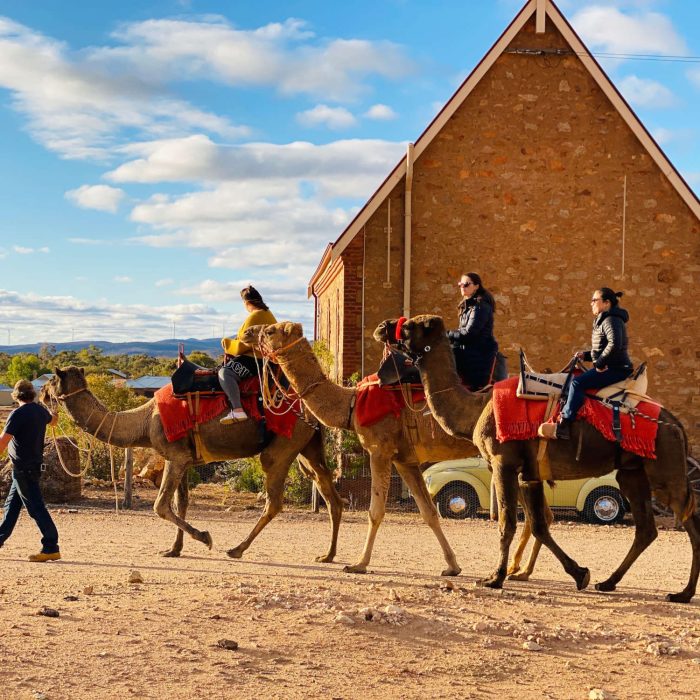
[672,418,696,522]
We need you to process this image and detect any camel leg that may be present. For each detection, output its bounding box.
[297,454,344,563]
[153,460,213,550]
[344,451,392,574]
[227,449,291,559]
[670,512,700,603]
[395,463,461,576]
[160,474,189,557]
[480,464,520,589]
[519,480,590,590]
[508,497,554,581]
[596,469,657,593]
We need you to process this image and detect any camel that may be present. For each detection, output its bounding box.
[399,315,700,603]
[242,320,547,579]
[41,366,344,562]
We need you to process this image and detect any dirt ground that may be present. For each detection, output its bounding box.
[1,484,699,700]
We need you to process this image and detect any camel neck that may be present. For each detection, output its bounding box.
[417,340,491,439]
[275,338,355,429]
[63,390,152,448]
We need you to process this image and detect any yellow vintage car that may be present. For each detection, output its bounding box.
[423,457,626,525]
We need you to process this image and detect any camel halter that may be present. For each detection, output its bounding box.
[264,335,306,364]
[50,385,121,513]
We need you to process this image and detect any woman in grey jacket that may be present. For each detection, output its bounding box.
[555,287,633,440]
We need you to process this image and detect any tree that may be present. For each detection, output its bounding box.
[187,351,217,369]
[5,354,42,385]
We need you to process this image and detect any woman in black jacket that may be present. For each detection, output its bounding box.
[448,272,499,390]
[555,287,634,440]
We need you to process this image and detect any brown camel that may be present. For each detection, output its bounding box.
[399,315,700,603]
[41,366,344,562]
[243,321,546,579]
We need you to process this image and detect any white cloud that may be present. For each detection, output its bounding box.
[571,6,688,56]
[12,245,49,254]
[0,287,231,343]
[155,278,174,287]
[94,19,413,102]
[297,104,357,129]
[688,67,700,89]
[106,134,405,185]
[651,127,675,145]
[113,275,132,283]
[68,237,112,245]
[0,17,249,160]
[364,103,397,120]
[619,75,676,108]
[65,184,126,213]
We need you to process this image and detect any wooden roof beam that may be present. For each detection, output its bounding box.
[536,0,546,33]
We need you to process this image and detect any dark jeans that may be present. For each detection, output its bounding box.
[560,366,633,421]
[218,355,259,410]
[0,467,59,553]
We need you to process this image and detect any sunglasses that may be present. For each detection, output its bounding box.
[590,298,602,303]
[458,282,474,288]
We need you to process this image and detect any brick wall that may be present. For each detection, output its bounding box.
[316,16,700,448]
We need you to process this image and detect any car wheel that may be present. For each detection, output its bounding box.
[583,486,625,525]
[437,482,478,519]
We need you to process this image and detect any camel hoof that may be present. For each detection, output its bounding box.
[441,566,461,577]
[665,591,692,604]
[343,564,367,574]
[575,567,591,591]
[508,572,531,582]
[159,549,182,558]
[226,547,244,559]
[315,554,335,563]
[478,577,504,589]
[200,531,213,550]
[595,580,617,593]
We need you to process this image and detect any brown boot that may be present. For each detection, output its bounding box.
[28,551,61,562]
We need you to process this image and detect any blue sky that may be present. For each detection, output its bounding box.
[0,0,698,345]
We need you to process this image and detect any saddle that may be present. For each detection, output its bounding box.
[516,350,649,412]
[171,354,222,398]
[377,348,422,387]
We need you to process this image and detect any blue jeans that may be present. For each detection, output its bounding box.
[0,468,59,553]
[560,366,633,421]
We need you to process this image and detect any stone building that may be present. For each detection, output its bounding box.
[307,0,700,446]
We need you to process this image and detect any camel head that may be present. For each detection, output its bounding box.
[42,366,88,409]
[372,319,400,345]
[399,315,447,357]
[240,323,269,350]
[252,321,304,358]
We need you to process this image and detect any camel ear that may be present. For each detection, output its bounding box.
[282,322,295,335]
[79,367,85,376]
[54,367,66,378]
[421,318,434,330]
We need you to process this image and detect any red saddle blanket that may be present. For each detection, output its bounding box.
[492,376,660,459]
[155,378,299,443]
[354,374,426,428]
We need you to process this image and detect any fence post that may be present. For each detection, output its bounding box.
[123,447,133,509]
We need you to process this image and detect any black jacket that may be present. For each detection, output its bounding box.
[583,306,632,370]
[454,296,495,346]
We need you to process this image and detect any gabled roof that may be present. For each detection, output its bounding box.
[308,0,700,295]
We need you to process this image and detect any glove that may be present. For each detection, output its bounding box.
[447,330,461,342]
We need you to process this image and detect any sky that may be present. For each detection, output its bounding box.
[0,0,698,346]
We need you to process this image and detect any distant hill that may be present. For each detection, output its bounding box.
[0,338,223,358]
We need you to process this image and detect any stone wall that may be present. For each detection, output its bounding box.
[315,16,700,447]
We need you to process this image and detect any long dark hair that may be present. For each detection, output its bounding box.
[598,287,624,307]
[461,272,496,311]
[240,285,269,311]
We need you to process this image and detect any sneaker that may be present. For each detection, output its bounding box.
[28,551,61,562]
[220,409,248,425]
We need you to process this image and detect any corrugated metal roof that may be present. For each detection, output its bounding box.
[125,376,171,390]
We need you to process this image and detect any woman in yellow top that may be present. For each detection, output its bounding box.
[219,285,276,424]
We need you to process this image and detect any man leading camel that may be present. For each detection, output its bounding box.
[0,379,61,561]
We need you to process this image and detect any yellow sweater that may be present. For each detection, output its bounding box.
[221,309,277,357]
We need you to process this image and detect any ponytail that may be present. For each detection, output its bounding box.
[598,287,623,307]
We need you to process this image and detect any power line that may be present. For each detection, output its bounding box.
[506,47,700,63]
